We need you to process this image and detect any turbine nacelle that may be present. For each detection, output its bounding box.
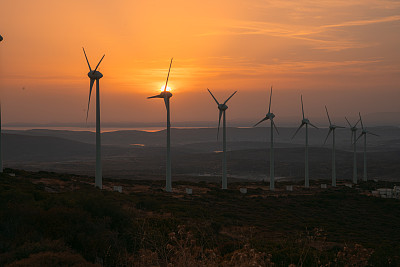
[161,91,173,98]
[253,87,279,132]
[292,96,318,139]
[82,48,105,122]
[357,113,379,141]
[345,116,360,132]
[88,70,103,80]
[218,104,228,111]
[147,58,174,113]
[0,35,3,42]
[207,88,237,139]
[357,113,378,138]
[267,112,275,119]
[148,91,173,99]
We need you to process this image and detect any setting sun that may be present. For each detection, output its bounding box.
[160,86,172,92]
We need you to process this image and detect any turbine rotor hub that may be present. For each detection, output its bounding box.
[302,118,310,124]
[160,91,173,98]
[88,71,103,80]
[218,104,228,111]
[267,112,275,119]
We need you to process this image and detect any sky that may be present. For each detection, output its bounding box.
[0,0,399,126]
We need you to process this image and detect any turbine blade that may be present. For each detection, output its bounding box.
[272,120,279,135]
[253,117,268,127]
[223,91,237,104]
[325,105,332,125]
[268,86,272,113]
[292,123,304,139]
[147,94,162,99]
[367,131,379,137]
[163,58,173,92]
[86,79,95,122]
[356,133,363,142]
[323,129,332,145]
[207,88,219,105]
[82,47,92,72]
[309,122,318,129]
[345,117,352,128]
[217,109,223,139]
[93,54,105,72]
[354,118,360,127]
[164,96,169,111]
[359,112,364,129]
[301,95,304,119]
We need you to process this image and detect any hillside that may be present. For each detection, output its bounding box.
[2,131,400,181]
[0,169,399,266]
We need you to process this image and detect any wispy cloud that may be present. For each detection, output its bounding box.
[255,0,400,11]
[133,58,385,84]
[200,7,400,51]
[322,15,400,28]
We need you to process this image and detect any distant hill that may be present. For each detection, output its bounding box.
[2,127,400,180]
[3,133,95,161]
[364,112,400,126]
[4,126,399,149]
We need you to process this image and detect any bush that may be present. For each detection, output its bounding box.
[6,251,99,267]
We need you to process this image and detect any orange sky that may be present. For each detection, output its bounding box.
[0,0,399,125]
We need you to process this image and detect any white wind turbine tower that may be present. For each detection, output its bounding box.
[254,86,279,190]
[345,117,360,184]
[323,106,345,187]
[83,48,105,189]
[292,95,318,188]
[356,113,379,182]
[207,88,237,190]
[0,34,3,173]
[148,58,174,192]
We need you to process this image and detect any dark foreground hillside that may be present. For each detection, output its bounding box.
[1,169,399,266]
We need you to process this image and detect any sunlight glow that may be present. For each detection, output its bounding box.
[160,86,172,92]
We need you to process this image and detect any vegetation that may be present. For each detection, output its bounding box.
[1,169,399,266]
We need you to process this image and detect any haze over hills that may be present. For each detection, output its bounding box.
[4,111,400,128]
[3,126,400,181]
[3,126,399,149]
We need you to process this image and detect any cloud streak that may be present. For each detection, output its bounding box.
[200,11,400,51]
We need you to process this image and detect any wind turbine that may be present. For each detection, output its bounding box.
[292,95,318,188]
[356,113,379,182]
[83,48,105,189]
[207,88,237,190]
[345,116,360,184]
[148,58,174,192]
[254,86,279,190]
[323,106,344,187]
[0,34,3,173]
